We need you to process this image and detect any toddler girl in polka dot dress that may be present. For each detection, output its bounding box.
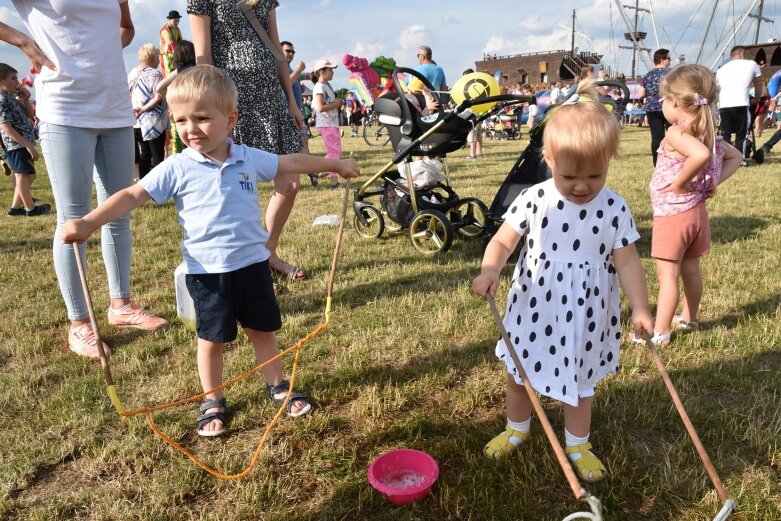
[473,80,654,482]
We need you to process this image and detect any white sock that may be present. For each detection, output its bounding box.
[565,428,591,463]
[506,417,531,446]
[109,304,131,314]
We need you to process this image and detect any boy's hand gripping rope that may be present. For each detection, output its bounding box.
[487,296,603,521]
[73,180,353,479]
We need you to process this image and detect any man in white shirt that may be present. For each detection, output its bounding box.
[716,46,764,159]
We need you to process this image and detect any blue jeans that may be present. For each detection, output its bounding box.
[40,123,134,321]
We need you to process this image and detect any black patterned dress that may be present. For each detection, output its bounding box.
[187,0,301,154]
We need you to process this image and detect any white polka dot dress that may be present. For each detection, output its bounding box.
[497,178,640,406]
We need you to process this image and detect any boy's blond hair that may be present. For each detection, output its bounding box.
[167,65,238,114]
[137,43,159,64]
[542,78,621,169]
[660,64,717,151]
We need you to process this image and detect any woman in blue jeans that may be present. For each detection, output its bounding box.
[0,0,167,358]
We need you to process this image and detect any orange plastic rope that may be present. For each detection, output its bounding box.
[120,322,327,479]
[144,341,304,479]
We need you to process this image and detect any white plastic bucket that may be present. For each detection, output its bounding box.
[174,262,196,331]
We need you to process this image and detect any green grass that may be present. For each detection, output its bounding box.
[0,127,779,520]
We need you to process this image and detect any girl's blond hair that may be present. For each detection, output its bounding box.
[542,78,621,168]
[167,65,238,115]
[659,64,718,151]
[137,43,159,64]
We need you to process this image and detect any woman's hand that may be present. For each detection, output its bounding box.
[19,37,55,73]
[289,102,304,129]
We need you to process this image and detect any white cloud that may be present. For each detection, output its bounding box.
[0,6,20,25]
[398,24,427,52]
[482,36,523,55]
[350,41,385,61]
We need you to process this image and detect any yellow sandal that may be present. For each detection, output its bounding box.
[565,442,607,482]
[484,425,530,459]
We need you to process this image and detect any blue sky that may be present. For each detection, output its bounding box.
[0,0,777,91]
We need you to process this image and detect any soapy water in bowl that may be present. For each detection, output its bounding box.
[381,470,427,488]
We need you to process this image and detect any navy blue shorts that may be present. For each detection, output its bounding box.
[185,261,282,343]
[7,148,35,175]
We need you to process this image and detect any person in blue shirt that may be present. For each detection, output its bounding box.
[414,45,447,90]
[62,65,360,437]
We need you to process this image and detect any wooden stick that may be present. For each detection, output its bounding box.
[73,244,114,386]
[487,296,591,502]
[325,176,352,323]
[644,339,731,504]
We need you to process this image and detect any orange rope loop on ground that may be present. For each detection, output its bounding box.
[144,340,306,479]
[121,322,326,478]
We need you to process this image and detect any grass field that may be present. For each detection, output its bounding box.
[0,127,779,520]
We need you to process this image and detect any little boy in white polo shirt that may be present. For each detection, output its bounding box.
[62,65,360,437]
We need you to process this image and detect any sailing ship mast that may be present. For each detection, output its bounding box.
[749,0,773,45]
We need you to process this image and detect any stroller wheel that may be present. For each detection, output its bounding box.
[353,206,385,239]
[409,209,453,255]
[450,198,489,238]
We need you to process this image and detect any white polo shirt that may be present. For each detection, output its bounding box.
[716,59,761,109]
[140,142,279,274]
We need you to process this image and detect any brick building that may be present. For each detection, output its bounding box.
[742,41,781,85]
[475,50,603,89]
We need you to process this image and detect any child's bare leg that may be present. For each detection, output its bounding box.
[563,397,592,437]
[15,173,34,208]
[506,373,533,423]
[679,257,703,323]
[197,338,226,433]
[244,328,308,415]
[475,140,483,157]
[563,396,605,481]
[654,258,682,335]
[484,373,532,458]
[10,172,21,208]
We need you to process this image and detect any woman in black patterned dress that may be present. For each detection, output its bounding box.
[189,0,307,281]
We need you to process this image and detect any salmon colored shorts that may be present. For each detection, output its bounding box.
[651,202,711,261]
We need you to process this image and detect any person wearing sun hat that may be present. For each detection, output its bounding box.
[311,59,344,189]
[159,10,182,76]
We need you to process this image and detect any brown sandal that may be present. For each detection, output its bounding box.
[269,256,305,280]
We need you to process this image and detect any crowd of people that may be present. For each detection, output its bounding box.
[0,2,773,473]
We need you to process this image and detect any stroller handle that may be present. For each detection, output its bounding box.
[455,93,533,113]
[594,80,631,100]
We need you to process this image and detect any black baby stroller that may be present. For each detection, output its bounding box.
[353,67,530,255]
[483,80,630,244]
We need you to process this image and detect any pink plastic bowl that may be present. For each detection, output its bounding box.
[367,449,439,505]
